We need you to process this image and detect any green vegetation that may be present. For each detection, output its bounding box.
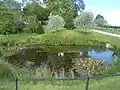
[74,12,94,29]
[1,76,120,90]
[0,33,37,41]
[0,0,120,90]
[0,29,120,56]
[99,29,120,35]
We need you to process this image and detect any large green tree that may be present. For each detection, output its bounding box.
[0,6,14,34]
[74,12,94,29]
[23,2,50,22]
[13,11,25,33]
[47,0,75,29]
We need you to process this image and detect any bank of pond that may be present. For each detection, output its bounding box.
[0,30,120,78]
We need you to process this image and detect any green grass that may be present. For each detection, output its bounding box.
[99,29,120,35]
[0,76,120,90]
[30,30,120,48]
[89,76,120,90]
[1,29,120,55]
[0,33,38,42]
[0,30,120,47]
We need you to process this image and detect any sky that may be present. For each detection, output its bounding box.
[17,0,120,26]
[84,0,120,26]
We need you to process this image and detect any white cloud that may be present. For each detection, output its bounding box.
[85,6,120,26]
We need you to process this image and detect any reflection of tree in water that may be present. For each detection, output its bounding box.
[7,46,117,77]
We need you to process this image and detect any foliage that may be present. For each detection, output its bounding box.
[103,57,120,75]
[13,11,26,33]
[36,23,44,34]
[0,60,14,78]
[24,15,37,33]
[23,2,50,22]
[1,74,120,90]
[0,7,14,35]
[24,30,108,47]
[64,17,75,29]
[74,12,94,29]
[73,0,85,12]
[73,58,106,76]
[94,18,107,27]
[95,14,104,20]
[47,0,75,29]
[94,14,107,27]
[23,28,31,33]
[47,15,65,30]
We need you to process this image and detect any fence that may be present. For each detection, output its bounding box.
[1,73,120,90]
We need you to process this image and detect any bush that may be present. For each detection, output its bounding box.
[47,15,65,31]
[36,23,44,34]
[74,12,94,29]
[23,27,32,33]
[103,57,120,75]
[0,60,14,78]
[72,58,106,76]
[64,18,75,29]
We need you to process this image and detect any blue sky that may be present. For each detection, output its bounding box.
[17,0,120,26]
[84,0,120,26]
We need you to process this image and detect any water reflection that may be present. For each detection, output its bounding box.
[7,48,117,67]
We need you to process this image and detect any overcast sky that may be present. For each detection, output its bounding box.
[17,0,120,26]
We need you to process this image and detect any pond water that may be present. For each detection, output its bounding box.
[88,50,114,63]
[7,46,116,67]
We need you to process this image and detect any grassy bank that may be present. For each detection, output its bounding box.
[0,33,38,42]
[29,30,120,48]
[0,30,120,47]
[1,29,120,56]
[0,76,120,90]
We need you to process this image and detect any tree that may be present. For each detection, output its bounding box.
[47,0,85,29]
[74,12,94,29]
[47,15,65,31]
[73,0,85,12]
[95,14,104,20]
[23,2,50,22]
[0,6,14,34]
[36,23,44,34]
[47,0,75,29]
[94,14,107,27]
[24,15,38,33]
[12,11,25,33]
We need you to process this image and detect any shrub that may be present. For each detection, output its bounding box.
[0,60,14,78]
[47,15,65,31]
[72,58,106,76]
[64,18,75,29]
[23,27,32,33]
[103,57,120,75]
[36,23,44,34]
[74,12,94,29]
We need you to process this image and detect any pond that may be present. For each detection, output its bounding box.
[7,46,117,67]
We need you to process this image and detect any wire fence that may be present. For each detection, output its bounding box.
[0,73,120,90]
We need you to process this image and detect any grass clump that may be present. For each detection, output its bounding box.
[29,30,107,46]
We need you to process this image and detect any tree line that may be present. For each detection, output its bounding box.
[0,0,108,35]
